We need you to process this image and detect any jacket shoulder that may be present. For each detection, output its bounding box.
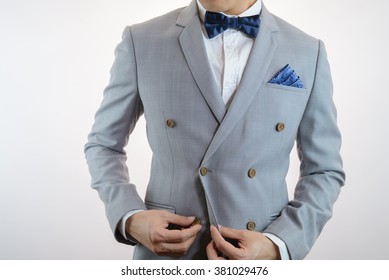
[130,7,185,37]
[270,12,319,47]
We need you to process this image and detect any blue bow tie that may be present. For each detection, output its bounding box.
[204,11,260,39]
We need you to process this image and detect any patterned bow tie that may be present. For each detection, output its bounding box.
[204,11,260,39]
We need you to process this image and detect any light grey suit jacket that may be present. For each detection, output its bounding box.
[85,0,345,260]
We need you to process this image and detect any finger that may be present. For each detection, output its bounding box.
[160,224,202,243]
[155,234,198,256]
[165,212,197,227]
[206,241,218,259]
[218,225,244,240]
[206,241,226,260]
[210,225,239,258]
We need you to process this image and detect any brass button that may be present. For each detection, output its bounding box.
[191,217,201,226]
[200,167,208,176]
[276,122,285,132]
[166,119,175,128]
[248,168,256,178]
[246,221,256,231]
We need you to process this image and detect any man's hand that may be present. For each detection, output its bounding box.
[125,210,202,257]
[206,225,280,260]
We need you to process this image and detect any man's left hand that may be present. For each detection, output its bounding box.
[206,225,280,260]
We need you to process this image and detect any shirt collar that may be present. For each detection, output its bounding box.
[196,0,262,22]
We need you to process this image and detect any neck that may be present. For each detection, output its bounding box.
[200,0,257,16]
[225,0,256,15]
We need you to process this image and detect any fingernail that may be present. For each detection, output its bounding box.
[210,224,218,231]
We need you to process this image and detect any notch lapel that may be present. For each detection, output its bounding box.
[202,5,279,164]
[177,1,226,124]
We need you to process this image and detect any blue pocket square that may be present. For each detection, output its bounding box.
[269,64,304,88]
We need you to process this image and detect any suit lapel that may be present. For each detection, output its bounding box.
[177,1,226,124]
[202,5,279,163]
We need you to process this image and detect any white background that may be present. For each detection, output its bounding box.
[0,0,388,259]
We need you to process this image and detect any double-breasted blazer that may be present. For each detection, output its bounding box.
[85,0,345,259]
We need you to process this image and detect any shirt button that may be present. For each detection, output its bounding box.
[200,167,208,176]
[166,119,175,128]
[246,221,256,231]
[248,168,256,178]
[276,122,285,132]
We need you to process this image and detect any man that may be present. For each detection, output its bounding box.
[85,0,345,260]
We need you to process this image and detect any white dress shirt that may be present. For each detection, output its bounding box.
[197,0,260,106]
[119,0,290,260]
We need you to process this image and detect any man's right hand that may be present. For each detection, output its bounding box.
[125,210,202,257]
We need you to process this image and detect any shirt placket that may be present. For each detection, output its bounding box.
[222,30,239,105]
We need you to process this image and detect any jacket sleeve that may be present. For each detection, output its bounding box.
[263,40,346,259]
[84,26,147,245]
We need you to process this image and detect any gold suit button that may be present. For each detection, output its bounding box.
[166,119,175,128]
[276,122,285,132]
[191,217,201,226]
[200,167,208,176]
[248,168,256,178]
[246,221,256,231]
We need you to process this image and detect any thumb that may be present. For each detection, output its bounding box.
[165,212,196,227]
[219,225,244,240]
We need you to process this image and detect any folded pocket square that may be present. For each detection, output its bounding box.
[269,64,304,88]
